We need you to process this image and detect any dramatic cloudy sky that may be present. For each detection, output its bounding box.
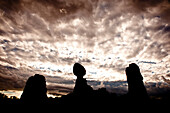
[0,0,170,98]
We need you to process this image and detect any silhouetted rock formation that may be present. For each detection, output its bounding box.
[20,74,47,104]
[2,63,170,106]
[73,63,93,96]
[125,63,149,102]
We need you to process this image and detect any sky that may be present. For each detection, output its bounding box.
[0,0,170,98]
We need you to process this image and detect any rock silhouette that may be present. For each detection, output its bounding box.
[1,63,159,105]
[125,63,149,102]
[20,74,47,104]
[73,63,93,96]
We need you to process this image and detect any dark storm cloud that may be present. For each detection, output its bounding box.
[0,0,95,43]
[0,0,94,21]
[162,76,170,84]
[0,29,6,35]
[0,64,31,90]
[130,0,165,10]
[0,0,21,13]
[0,64,74,93]
[129,0,170,23]
[1,0,168,43]
[36,0,93,20]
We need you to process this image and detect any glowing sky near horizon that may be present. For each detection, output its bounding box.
[0,0,170,97]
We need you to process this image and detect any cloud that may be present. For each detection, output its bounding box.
[162,76,170,84]
[129,0,170,23]
[0,64,75,96]
[0,0,169,97]
[46,75,74,85]
[0,64,30,90]
[145,82,170,95]
[0,0,21,13]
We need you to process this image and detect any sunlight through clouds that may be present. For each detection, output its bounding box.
[0,0,170,97]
